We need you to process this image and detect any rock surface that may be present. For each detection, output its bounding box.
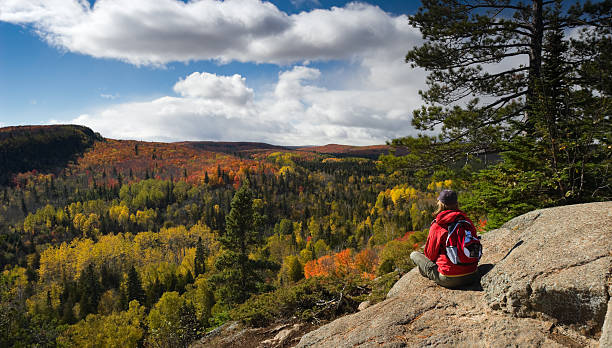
[296,202,612,347]
[601,299,612,348]
[191,320,317,348]
[358,300,371,311]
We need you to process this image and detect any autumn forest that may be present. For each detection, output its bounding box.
[0,124,456,346]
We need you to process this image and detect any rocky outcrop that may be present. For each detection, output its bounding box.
[297,202,612,347]
[192,321,317,348]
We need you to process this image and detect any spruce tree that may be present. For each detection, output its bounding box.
[211,181,272,305]
[78,264,100,318]
[194,237,206,277]
[126,265,144,305]
[145,277,164,308]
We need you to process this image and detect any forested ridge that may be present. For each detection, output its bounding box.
[0,125,100,186]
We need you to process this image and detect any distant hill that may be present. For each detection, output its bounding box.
[0,125,100,185]
[73,139,280,185]
[0,125,397,186]
[178,141,289,155]
[297,144,409,159]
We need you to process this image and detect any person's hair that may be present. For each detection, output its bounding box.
[432,200,459,217]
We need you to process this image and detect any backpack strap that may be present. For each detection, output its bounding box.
[445,219,468,246]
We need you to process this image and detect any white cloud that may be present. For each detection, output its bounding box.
[67,66,424,145]
[100,93,119,99]
[173,72,253,105]
[0,0,416,66]
[291,0,321,8]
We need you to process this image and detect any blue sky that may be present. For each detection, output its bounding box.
[0,0,424,145]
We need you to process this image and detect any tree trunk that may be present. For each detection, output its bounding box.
[528,0,545,108]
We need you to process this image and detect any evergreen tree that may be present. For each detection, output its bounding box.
[126,265,144,305]
[383,0,611,225]
[78,264,100,318]
[219,181,260,254]
[212,181,273,305]
[20,197,27,215]
[383,0,611,169]
[194,237,206,277]
[145,277,164,308]
[463,3,611,226]
[184,270,194,287]
[59,280,77,324]
[100,264,120,290]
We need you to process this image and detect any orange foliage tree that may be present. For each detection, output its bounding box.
[303,248,378,280]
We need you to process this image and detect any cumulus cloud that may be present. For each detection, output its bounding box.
[0,0,416,66]
[68,66,424,145]
[173,72,253,105]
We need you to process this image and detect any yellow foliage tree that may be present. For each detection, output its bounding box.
[57,300,145,348]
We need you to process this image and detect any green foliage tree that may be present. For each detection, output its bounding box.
[383,0,611,225]
[377,240,417,275]
[126,266,144,306]
[385,0,610,167]
[0,267,29,346]
[212,182,274,306]
[178,301,199,345]
[194,237,206,277]
[278,255,304,286]
[78,264,101,319]
[183,277,215,328]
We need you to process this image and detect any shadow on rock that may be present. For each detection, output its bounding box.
[454,263,495,292]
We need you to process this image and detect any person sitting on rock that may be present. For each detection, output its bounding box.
[410,189,480,288]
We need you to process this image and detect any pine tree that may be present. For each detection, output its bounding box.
[383,0,611,170]
[59,280,77,324]
[145,277,164,308]
[211,181,273,305]
[184,270,194,286]
[194,237,206,277]
[383,0,611,224]
[78,264,100,318]
[126,265,144,305]
[462,3,611,226]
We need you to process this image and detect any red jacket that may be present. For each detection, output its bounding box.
[424,209,478,276]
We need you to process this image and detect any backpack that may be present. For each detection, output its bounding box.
[445,219,482,265]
